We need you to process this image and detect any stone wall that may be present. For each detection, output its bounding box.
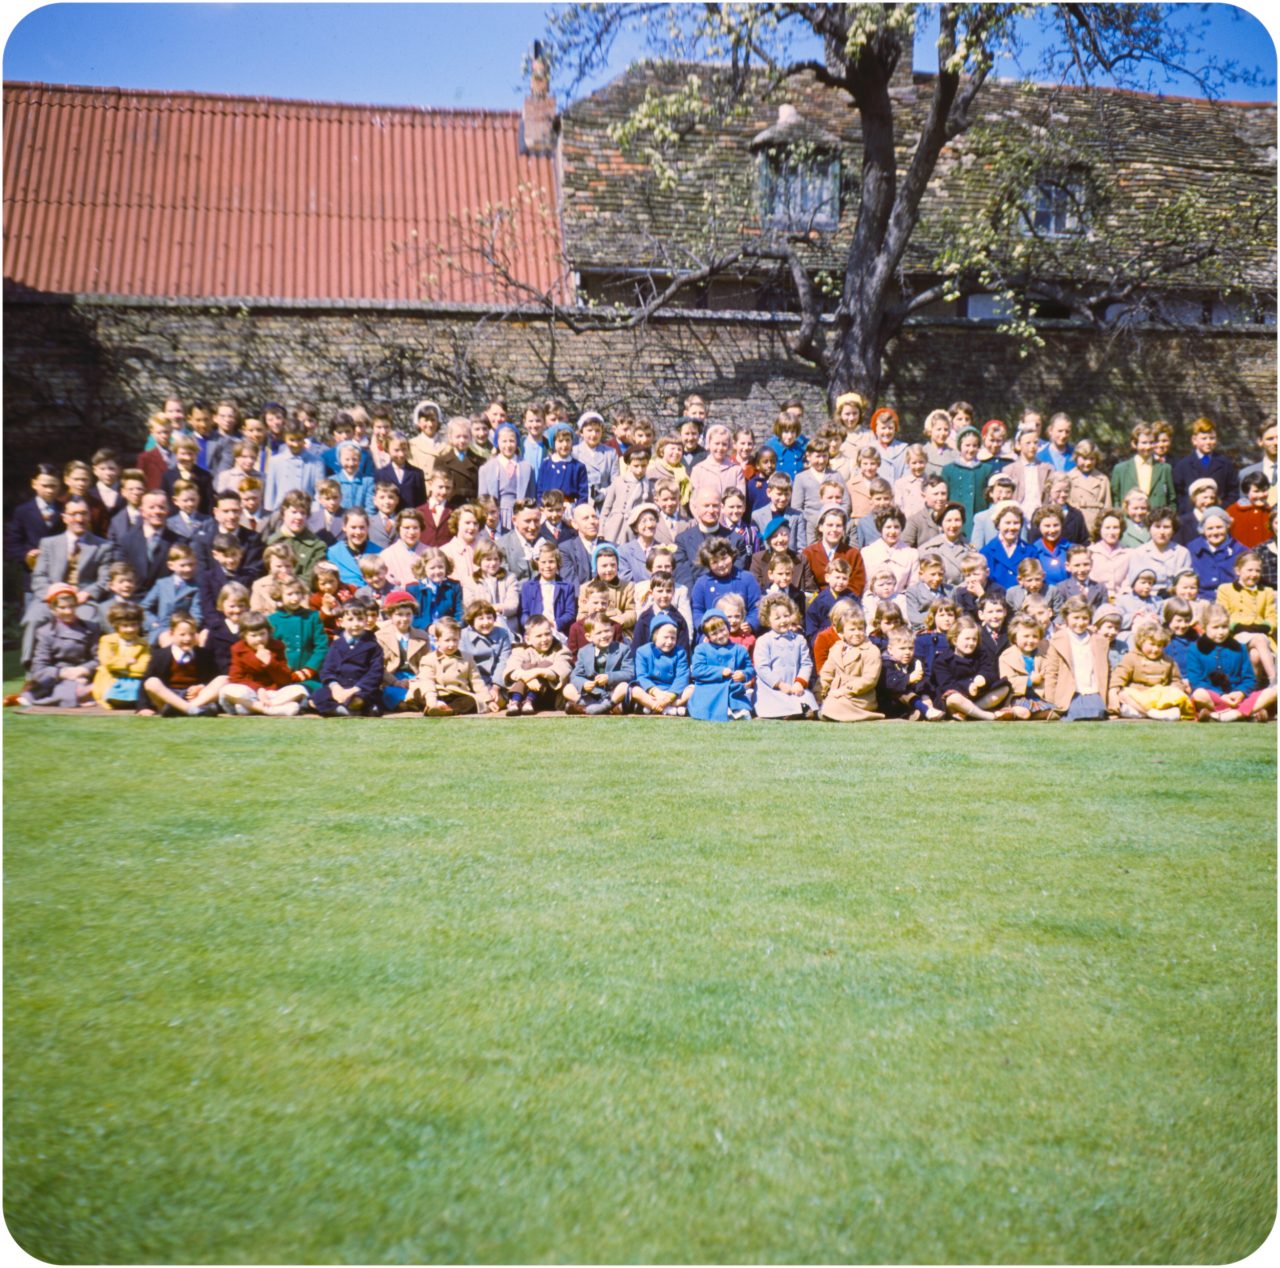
[4,297,1274,493]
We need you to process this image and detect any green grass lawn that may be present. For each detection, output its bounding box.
[4,715,1275,1263]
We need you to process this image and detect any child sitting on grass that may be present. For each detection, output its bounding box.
[20,583,99,708]
[876,628,945,721]
[933,616,1015,721]
[1041,596,1111,720]
[92,602,151,709]
[310,601,385,716]
[415,617,495,716]
[1184,603,1277,722]
[503,614,572,715]
[690,607,755,721]
[374,590,430,712]
[268,576,329,690]
[818,607,883,722]
[752,595,817,719]
[1109,619,1195,721]
[219,612,310,716]
[998,614,1056,718]
[813,597,861,676]
[631,614,693,715]
[460,600,510,714]
[564,616,635,715]
[140,614,226,716]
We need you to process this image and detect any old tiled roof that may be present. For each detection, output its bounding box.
[560,63,1276,285]
[3,82,567,304]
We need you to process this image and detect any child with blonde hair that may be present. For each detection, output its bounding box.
[1109,620,1195,720]
[753,595,818,719]
[250,541,297,615]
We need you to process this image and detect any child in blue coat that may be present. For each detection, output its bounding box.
[535,422,589,509]
[689,607,755,721]
[690,540,763,632]
[1185,602,1276,721]
[631,613,693,715]
[408,549,464,635]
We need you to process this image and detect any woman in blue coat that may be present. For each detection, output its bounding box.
[981,504,1034,591]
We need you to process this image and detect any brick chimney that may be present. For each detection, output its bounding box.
[888,12,917,100]
[521,41,556,156]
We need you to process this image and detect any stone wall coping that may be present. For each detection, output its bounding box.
[5,291,1274,337]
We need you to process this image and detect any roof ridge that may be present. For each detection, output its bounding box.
[1,80,523,120]
[597,59,1275,111]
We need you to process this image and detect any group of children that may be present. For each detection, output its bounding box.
[8,391,1276,724]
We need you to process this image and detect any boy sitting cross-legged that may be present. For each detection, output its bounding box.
[413,616,495,716]
[563,615,635,715]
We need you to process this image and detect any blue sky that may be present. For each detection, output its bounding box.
[4,2,1276,110]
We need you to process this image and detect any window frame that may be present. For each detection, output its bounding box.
[757,146,841,233]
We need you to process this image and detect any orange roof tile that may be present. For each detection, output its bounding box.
[3,82,569,304]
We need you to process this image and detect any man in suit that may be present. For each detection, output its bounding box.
[192,492,263,575]
[117,490,181,598]
[5,465,64,597]
[495,500,545,582]
[21,496,117,663]
[1172,418,1237,515]
[558,503,609,590]
[672,489,749,590]
[1111,423,1176,511]
[1236,416,1278,505]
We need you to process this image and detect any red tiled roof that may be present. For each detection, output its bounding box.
[3,82,568,304]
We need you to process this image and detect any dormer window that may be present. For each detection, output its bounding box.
[1023,176,1087,238]
[752,105,842,232]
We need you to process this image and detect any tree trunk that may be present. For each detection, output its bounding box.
[827,307,886,406]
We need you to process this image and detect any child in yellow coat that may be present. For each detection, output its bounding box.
[91,602,151,708]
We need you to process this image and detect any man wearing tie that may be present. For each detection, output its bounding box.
[21,496,117,664]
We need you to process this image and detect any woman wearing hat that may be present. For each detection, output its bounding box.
[12,583,99,708]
